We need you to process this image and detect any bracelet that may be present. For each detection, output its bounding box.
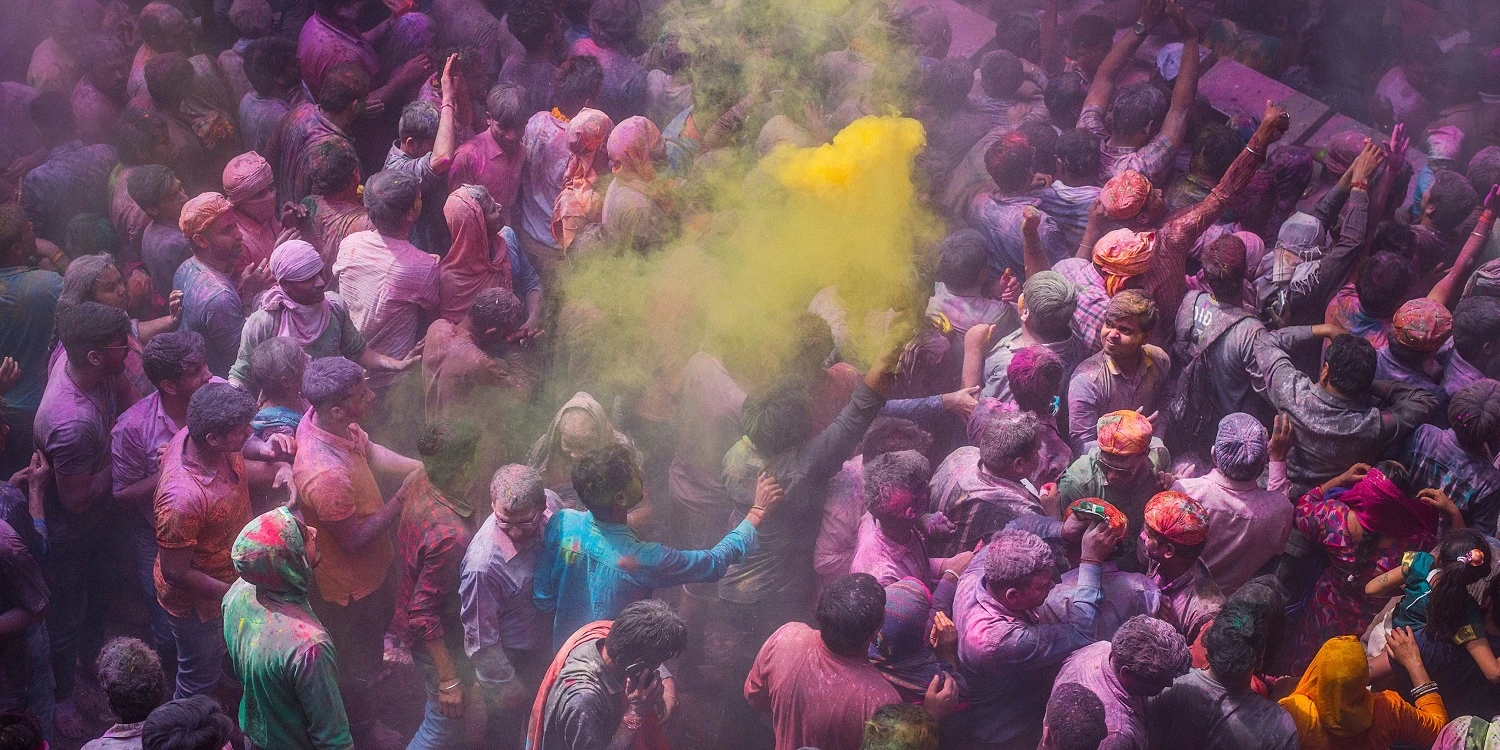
[1474,231,1490,239]
[1480,211,1496,224]
[440,102,455,109]
[622,711,644,731]
[1079,557,1104,566]
[1245,144,1263,157]
[1410,681,1439,700]
[942,569,959,581]
[439,680,462,692]
[1350,181,1370,192]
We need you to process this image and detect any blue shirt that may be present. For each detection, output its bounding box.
[533,508,756,648]
[969,193,1070,278]
[1399,423,1500,535]
[20,140,118,244]
[173,256,244,377]
[0,266,62,412]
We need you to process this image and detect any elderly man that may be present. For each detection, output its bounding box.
[1140,492,1222,644]
[967,271,1081,402]
[849,451,973,604]
[1057,410,1171,571]
[173,192,255,377]
[951,526,1116,748]
[1045,615,1191,750]
[928,410,1046,557]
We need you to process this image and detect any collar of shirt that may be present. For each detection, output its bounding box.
[299,408,367,455]
[1151,558,1210,596]
[1205,468,1259,493]
[48,140,86,160]
[177,432,242,487]
[1103,351,1158,379]
[102,722,146,739]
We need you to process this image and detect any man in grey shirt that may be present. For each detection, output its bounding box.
[381,56,459,254]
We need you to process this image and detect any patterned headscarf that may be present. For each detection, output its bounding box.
[869,578,967,701]
[1144,491,1209,546]
[1433,715,1500,750]
[179,192,233,237]
[1065,497,1128,537]
[232,506,311,605]
[1212,413,1268,481]
[607,115,661,183]
[222,151,274,204]
[1392,298,1454,352]
[1092,229,1155,295]
[1322,131,1367,176]
[551,108,614,250]
[1097,410,1153,456]
[1100,170,1152,220]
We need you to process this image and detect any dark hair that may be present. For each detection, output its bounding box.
[1355,252,1414,319]
[588,0,641,49]
[249,336,309,396]
[1201,600,1265,683]
[313,0,360,15]
[0,207,26,260]
[1045,74,1087,130]
[571,443,637,513]
[471,287,524,335]
[112,108,170,165]
[860,704,938,750]
[1225,575,1286,666]
[555,55,604,113]
[485,83,529,129]
[28,90,75,136]
[1067,15,1115,52]
[788,312,836,374]
[364,170,422,233]
[1055,128,1101,182]
[142,330,206,386]
[863,450,931,518]
[858,417,933,463]
[1440,46,1488,105]
[58,301,129,365]
[0,713,43,750]
[1450,380,1500,451]
[141,696,234,750]
[1202,235,1248,299]
[187,382,257,442]
[65,214,118,259]
[138,3,187,51]
[1426,170,1480,231]
[507,0,558,53]
[1454,296,1500,363]
[76,35,127,77]
[308,140,361,196]
[992,11,1040,59]
[1009,345,1065,414]
[1110,83,1168,138]
[1019,121,1058,176]
[1103,289,1158,333]
[1369,221,1416,259]
[922,57,973,111]
[984,134,1036,192]
[302,356,366,411]
[244,37,299,96]
[1427,528,1493,642]
[418,420,480,493]
[935,229,988,287]
[97,637,166,723]
[1192,124,1245,181]
[979,50,1024,99]
[1323,334,1377,395]
[1044,683,1107,750]
[743,379,814,455]
[143,52,194,107]
[128,164,179,211]
[817,573,887,655]
[1470,149,1500,196]
[1110,615,1190,688]
[602,599,687,667]
[317,64,370,113]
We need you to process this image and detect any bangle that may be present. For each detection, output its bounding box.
[441,102,455,109]
[1350,181,1370,192]
[1079,557,1104,566]
[942,569,959,581]
[1473,231,1490,239]
[622,711,644,731]
[439,680,462,692]
[1410,681,1439,700]
[1245,144,1263,157]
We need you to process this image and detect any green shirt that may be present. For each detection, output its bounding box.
[228,292,367,385]
[1056,439,1171,571]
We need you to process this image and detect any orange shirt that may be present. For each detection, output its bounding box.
[292,412,393,605]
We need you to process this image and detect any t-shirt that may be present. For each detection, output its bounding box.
[291,413,392,604]
[0,266,62,412]
[744,622,901,750]
[153,429,252,621]
[1393,550,1486,642]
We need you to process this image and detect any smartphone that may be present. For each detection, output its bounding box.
[1072,501,1110,526]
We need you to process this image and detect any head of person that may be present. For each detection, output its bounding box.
[1320,333,1377,397]
[249,336,309,400]
[1018,270,1077,343]
[1065,14,1113,75]
[743,378,815,456]
[96,637,166,724]
[309,139,362,199]
[1108,83,1169,143]
[1450,380,1500,456]
[977,49,1024,100]
[1225,574,1287,659]
[507,0,560,55]
[1045,73,1088,131]
[1099,170,1166,229]
[1099,290,1156,360]
[316,64,371,120]
[490,464,547,543]
[993,10,1040,60]
[817,573,887,657]
[364,170,422,236]
[1041,683,1107,750]
[128,165,189,225]
[0,713,43,750]
[78,34,130,99]
[143,331,210,403]
[1191,124,1244,181]
[112,108,172,166]
[1427,528,1493,642]
[28,90,77,147]
[1454,296,1500,377]
[555,55,604,116]
[485,83,529,152]
[179,193,243,265]
[0,207,36,268]
[1389,297,1454,365]
[398,100,440,158]
[141,695,233,750]
[1434,45,1488,107]
[1109,615,1190,697]
[143,52,195,110]
[469,286,525,346]
[858,417,933,464]
[588,0,640,50]
[1019,121,1059,175]
[186,382,257,454]
[139,2,192,53]
[58,300,130,373]
[418,420,481,498]
[984,132,1036,194]
[603,599,686,678]
[302,356,372,423]
[860,703,938,750]
[1200,600,1267,687]
[979,411,1040,480]
[48,0,103,50]
[314,0,363,27]
[1469,146,1500,197]
[1095,410,1154,485]
[572,443,643,515]
[920,57,973,113]
[235,506,320,602]
[229,0,274,39]
[1201,234,1248,301]
[1008,345,1066,415]
[222,151,276,221]
[59,253,125,311]
[64,214,118,260]
[268,239,326,305]
[983,529,1057,611]
[898,4,951,61]
[1141,491,1209,566]
[786,312,836,375]
[1421,170,1480,235]
[1054,128,1102,185]
[935,229,988,293]
[864,450,931,526]
[244,37,301,98]
[1212,412,1268,481]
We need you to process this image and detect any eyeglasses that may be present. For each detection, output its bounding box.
[495,515,542,530]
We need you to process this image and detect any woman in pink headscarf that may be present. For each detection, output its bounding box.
[550,108,613,252]
[440,184,546,332]
[601,115,669,252]
[222,151,285,275]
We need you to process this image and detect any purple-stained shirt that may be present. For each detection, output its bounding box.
[173,256,244,377]
[517,110,571,249]
[34,355,133,528]
[72,78,122,146]
[330,230,439,389]
[968,193,1069,278]
[109,390,183,510]
[1376,345,1448,408]
[567,37,646,123]
[266,102,354,204]
[21,139,119,244]
[1078,105,1179,184]
[928,446,1043,557]
[953,548,1102,746]
[238,92,291,157]
[1040,561,1159,641]
[1033,181,1100,252]
[1047,641,1148,750]
[0,83,42,176]
[849,513,942,589]
[1150,558,1223,644]
[1443,351,1488,398]
[814,456,863,588]
[1172,466,1293,594]
[141,221,192,300]
[1400,424,1500,535]
[924,285,1018,335]
[459,513,551,690]
[296,13,379,102]
[449,131,525,217]
[1066,346,1172,452]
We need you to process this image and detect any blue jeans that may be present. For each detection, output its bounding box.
[168,613,225,699]
[406,649,467,750]
[128,512,175,660]
[45,510,111,700]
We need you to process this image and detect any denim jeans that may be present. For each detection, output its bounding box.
[128,512,175,660]
[310,583,394,740]
[405,649,467,750]
[168,613,226,699]
[45,510,111,700]
[22,623,54,743]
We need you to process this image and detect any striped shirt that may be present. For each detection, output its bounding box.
[331,230,439,388]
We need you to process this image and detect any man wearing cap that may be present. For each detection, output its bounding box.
[1375,298,1453,407]
[1039,499,1160,642]
[174,192,259,377]
[1141,491,1222,644]
[1171,414,1294,594]
[228,240,419,389]
[1056,410,1171,572]
[965,271,1083,402]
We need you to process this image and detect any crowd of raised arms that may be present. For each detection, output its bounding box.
[7,0,1500,747]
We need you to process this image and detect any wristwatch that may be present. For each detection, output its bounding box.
[1133,20,1148,37]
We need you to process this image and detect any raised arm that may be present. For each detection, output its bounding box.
[430,55,459,175]
[1429,185,1500,308]
[1158,3,1202,150]
[1081,0,1165,113]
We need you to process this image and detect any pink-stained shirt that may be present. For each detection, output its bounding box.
[744,622,901,750]
[928,445,1045,556]
[291,411,393,605]
[517,110,571,249]
[849,513,941,588]
[813,456,863,589]
[266,103,354,204]
[1150,558,1223,644]
[110,390,183,517]
[1171,464,1293,595]
[153,428,252,621]
[448,130,524,213]
[229,206,281,277]
[1047,641,1147,750]
[72,78,122,146]
[1040,561,1159,641]
[331,230,439,389]
[296,13,379,102]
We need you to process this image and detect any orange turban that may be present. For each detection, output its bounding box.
[1092,229,1155,295]
[1096,410,1153,456]
[179,192,233,237]
[1392,298,1453,353]
[1144,491,1209,546]
[1065,498,1128,537]
[1100,169,1152,220]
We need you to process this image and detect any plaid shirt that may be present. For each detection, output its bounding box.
[1054,258,1108,354]
[1078,105,1179,184]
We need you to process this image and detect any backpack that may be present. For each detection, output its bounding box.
[1166,291,1252,441]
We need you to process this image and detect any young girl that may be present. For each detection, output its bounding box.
[1368,528,1500,681]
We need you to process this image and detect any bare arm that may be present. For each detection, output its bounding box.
[321,497,404,553]
[1429,186,1499,308]
[1081,3,1159,112]
[1075,198,1109,259]
[961,324,993,390]
[158,545,232,603]
[0,607,43,638]
[430,55,459,175]
[1158,6,1201,150]
[114,470,159,513]
[1021,207,1050,276]
[1040,0,1063,75]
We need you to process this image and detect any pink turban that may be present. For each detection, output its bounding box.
[1144,491,1209,546]
[269,239,323,283]
[1392,298,1454,352]
[1096,410,1153,456]
[1092,228,1155,295]
[1100,170,1152,220]
[1323,131,1366,176]
[222,151,274,204]
[607,115,661,181]
[179,192,234,237]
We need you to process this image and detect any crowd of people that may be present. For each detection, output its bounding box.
[4,0,1500,747]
